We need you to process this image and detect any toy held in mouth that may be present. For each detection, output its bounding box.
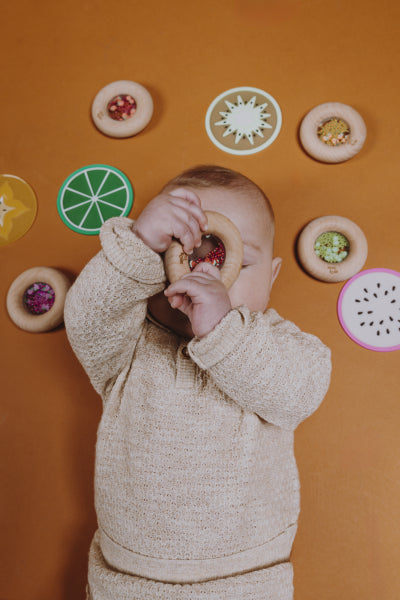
[6,267,71,332]
[91,80,153,138]
[299,102,367,163]
[297,215,368,282]
[164,211,243,289]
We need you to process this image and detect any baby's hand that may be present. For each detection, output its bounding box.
[164,262,232,338]
[132,188,208,254]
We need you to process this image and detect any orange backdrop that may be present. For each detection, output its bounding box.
[1,1,399,598]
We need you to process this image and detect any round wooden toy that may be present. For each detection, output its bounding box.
[164,211,243,289]
[297,215,368,282]
[6,267,71,332]
[299,102,366,163]
[91,80,153,138]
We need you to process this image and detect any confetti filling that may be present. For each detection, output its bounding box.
[189,235,226,270]
[318,118,350,146]
[23,282,55,315]
[107,95,137,121]
[315,231,350,263]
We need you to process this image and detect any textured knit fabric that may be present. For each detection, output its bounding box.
[64,217,331,599]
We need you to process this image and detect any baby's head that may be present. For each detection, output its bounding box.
[147,165,282,338]
[163,165,282,314]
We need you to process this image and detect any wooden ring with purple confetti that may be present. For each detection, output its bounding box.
[164,211,244,289]
[6,267,71,332]
[91,80,153,138]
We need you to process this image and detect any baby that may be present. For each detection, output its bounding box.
[64,165,331,600]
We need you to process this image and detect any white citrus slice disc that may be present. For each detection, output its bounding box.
[57,164,133,235]
[205,87,282,155]
[337,268,400,352]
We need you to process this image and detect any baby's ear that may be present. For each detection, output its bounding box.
[271,257,282,287]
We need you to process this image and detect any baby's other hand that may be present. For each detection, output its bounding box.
[132,188,208,254]
[164,262,232,338]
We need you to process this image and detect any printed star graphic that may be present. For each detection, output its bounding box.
[0,182,29,240]
[0,195,15,226]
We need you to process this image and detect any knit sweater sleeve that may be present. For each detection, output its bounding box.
[64,217,166,397]
[188,306,332,431]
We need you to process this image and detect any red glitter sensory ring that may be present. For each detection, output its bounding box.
[6,267,72,332]
[91,80,154,138]
[164,211,244,290]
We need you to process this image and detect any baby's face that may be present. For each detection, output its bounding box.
[147,185,281,338]
[197,186,281,313]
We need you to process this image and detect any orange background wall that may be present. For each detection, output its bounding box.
[1,1,399,598]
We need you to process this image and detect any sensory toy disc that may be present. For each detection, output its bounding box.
[164,211,243,289]
[297,215,368,282]
[57,164,133,235]
[205,87,282,155]
[0,174,37,246]
[337,268,400,352]
[299,102,366,163]
[91,80,153,138]
[6,267,71,333]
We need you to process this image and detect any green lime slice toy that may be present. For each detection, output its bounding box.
[57,164,133,235]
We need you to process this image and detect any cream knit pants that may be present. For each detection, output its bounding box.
[86,531,294,600]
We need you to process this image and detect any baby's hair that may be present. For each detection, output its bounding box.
[164,164,275,246]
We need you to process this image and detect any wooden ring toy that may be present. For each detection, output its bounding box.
[299,102,366,163]
[164,211,243,289]
[7,267,71,332]
[297,216,368,282]
[91,80,153,138]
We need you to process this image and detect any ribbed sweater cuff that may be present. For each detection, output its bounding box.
[188,306,249,370]
[100,217,166,284]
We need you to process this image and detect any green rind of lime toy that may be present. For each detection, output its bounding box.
[57,164,133,235]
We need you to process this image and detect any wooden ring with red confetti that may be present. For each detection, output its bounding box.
[6,267,72,332]
[164,211,244,289]
[299,102,367,163]
[91,80,153,138]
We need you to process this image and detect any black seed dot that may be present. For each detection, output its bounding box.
[367,310,373,314]
[391,299,396,303]
[364,288,368,293]
[360,322,365,326]
[386,329,390,334]
[385,290,389,295]
[369,322,374,326]
[373,293,378,298]
[377,283,381,288]
[358,311,363,315]
[380,320,384,325]
[377,331,381,336]
[355,299,361,303]
[393,286,396,291]
[364,298,369,302]
[389,316,394,321]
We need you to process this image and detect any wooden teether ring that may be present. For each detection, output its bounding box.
[164,211,243,289]
[91,80,153,138]
[6,267,71,332]
[297,216,368,282]
[300,102,367,163]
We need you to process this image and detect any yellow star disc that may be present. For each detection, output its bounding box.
[0,175,37,246]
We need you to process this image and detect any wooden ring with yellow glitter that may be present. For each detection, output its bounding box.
[297,216,368,282]
[7,267,71,332]
[164,211,243,289]
[91,80,154,138]
[299,102,367,163]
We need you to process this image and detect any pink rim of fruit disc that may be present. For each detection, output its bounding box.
[337,268,400,352]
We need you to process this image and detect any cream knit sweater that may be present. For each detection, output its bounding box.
[64,217,331,600]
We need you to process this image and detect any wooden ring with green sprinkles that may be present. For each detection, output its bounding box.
[91,80,154,138]
[6,267,71,332]
[297,215,368,282]
[299,102,367,163]
[164,211,244,289]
